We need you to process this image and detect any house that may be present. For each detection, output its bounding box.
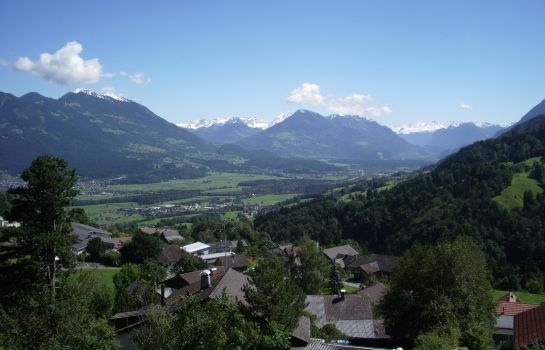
[181,241,210,256]
[344,254,398,278]
[207,239,248,254]
[198,251,235,264]
[164,269,206,289]
[514,304,545,349]
[111,268,251,332]
[305,291,389,342]
[213,255,250,272]
[139,226,183,243]
[493,292,542,345]
[156,245,182,265]
[160,229,183,243]
[323,244,359,262]
[71,222,116,255]
[165,268,250,306]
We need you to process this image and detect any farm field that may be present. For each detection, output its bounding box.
[242,193,300,205]
[75,171,348,227]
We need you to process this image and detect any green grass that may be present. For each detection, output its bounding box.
[377,180,399,192]
[74,268,118,291]
[342,283,359,294]
[222,211,242,220]
[75,202,138,216]
[493,290,545,304]
[110,172,284,193]
[493,172,543,209]
[242,193,300,205]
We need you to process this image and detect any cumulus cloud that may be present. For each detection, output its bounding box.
[287,82,391,118]
[15,41,102,85]
[287,83,323,105]
[459,103,473,110]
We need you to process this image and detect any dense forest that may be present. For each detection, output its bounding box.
[255,115,545,290]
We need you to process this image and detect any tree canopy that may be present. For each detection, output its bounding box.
[381,237,495,349]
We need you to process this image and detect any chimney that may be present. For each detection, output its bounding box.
[210,267,218,276]
[160,283,166,306]
[200,270,211,289]
[340,289,346,301]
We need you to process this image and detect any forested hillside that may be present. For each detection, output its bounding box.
[255,115,545,290]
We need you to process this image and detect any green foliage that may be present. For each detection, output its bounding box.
[313,323,347,342]
[114,263,142,312]
[67,207,90,224]
[296,236,330,294]
[244,256,306,333]
[256,116,545,289]
[86,237,107,261]
[119,231,161,264]
[140,258,167,288]
[525,279,544,294]
[175,250,207,273]
[414,326,461,350]
[132,296,290,350]
[7,156,79,288]
[0,192,11,217]
[382,237,494,348]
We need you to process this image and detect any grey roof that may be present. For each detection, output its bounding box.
[71,222,115,253]
[496,315,514,330]
[214,255,249,270]
[361,283,387,304]
[332,320,375,338]
[292,315,311,344]
[323,245,359,261]
[344,254,398,274]
[305,294,381,339]
[161,229,183,242]
[166,268,250,306]
[290,339,386,350]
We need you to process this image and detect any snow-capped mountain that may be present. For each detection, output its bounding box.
[269,112,293,127]
[72,88,129,102]
[178,117,268,130]
[391,121,461,134]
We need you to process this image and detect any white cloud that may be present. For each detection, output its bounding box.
[459,103,473,110]
[129,72,151,85]
[15,41,102,85]
[287,83,323,105]
[287,83,391,118]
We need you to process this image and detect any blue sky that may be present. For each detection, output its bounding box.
[1,0,545,127]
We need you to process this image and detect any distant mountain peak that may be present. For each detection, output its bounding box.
[391,121,461,134]
[72,88,129,102]
[178,116,268,130]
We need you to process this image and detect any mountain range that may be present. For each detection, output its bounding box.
[399,122,503,155]
[183,113,505,158]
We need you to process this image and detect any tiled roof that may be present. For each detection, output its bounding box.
[157,245,182,264]
[323,294,373,322]
[323,245,359,261]
[166,268,250,306]
[514,304,545,349]
[361,283,387,304]
[214,255,249,270]
[496,301,541,316]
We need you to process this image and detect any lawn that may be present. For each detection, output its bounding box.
[493,290,545,304]
[493,172,543,209]
[242,193,300,205]
[74,268,118,291]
